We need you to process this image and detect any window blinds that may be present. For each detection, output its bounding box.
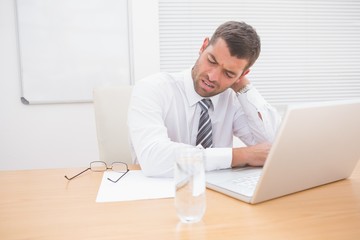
[158,0,360,105]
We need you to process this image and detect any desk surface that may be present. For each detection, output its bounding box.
[1,163,360,240]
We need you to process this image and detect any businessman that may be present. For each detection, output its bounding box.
[128,21,281,177]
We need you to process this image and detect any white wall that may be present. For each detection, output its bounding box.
[0,0,160,170]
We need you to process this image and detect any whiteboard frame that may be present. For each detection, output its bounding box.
[15,0,134,104]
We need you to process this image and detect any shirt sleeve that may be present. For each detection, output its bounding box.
[235,85,282,145]
[128,78,191,177]
[203,86,281,172]
[204,147,232,171]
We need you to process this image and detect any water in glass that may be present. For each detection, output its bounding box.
[175,148,206,223]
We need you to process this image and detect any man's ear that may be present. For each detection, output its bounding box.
[242,69,250,77]
[235,69,251,83]
[199,37,210,54]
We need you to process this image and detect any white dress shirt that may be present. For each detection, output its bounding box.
[128,69,281,177]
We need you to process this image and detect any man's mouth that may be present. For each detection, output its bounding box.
[202,79,214,89]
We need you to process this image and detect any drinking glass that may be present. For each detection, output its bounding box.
[174,147,206,223]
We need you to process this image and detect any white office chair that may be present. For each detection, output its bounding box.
[93,85,133,165]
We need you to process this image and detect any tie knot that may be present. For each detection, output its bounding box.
[199,99,212,112]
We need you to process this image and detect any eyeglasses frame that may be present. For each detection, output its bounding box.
[64,161,129,183]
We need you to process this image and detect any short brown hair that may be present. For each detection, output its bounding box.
[209,21,261,70]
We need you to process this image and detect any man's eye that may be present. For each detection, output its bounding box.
[225,72,235,78]
[208,57,216,64]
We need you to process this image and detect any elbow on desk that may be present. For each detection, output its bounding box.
[133,141,177,178]
[138,158,174,178]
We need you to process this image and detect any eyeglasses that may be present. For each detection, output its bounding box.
[65,161,129,183]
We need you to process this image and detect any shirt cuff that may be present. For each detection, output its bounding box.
[204,148,232,171]
[237,86,267,110]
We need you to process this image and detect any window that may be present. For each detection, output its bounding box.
[159,0,360,106]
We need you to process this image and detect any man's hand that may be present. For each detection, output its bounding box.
[232,142,272,167]
[231,74,250,92]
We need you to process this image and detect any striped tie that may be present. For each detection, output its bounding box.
[196,99,213,148]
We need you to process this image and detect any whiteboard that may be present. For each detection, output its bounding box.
[16,0,132,104]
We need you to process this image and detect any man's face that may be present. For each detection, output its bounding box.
[192,38,249,97]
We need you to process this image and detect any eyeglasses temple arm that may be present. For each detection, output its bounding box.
[64,168,91,180]
[107,169,129,183]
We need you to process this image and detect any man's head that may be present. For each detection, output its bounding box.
[192,21,261,97]
[209,21,261,70]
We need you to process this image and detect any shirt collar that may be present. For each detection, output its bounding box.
[183,68,219,111]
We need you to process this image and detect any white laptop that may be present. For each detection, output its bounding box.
[206,100,360,204]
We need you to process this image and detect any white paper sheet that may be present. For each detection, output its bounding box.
[96,170,175,202]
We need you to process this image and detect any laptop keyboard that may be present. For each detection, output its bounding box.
[232,171,261,188]
[206,167,262,198]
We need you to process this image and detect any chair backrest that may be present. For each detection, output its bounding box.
[93,85,133,165]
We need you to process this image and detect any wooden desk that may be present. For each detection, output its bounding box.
[1,163,360,240]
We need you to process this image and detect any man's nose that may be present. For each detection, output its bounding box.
[207,67,221,81]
